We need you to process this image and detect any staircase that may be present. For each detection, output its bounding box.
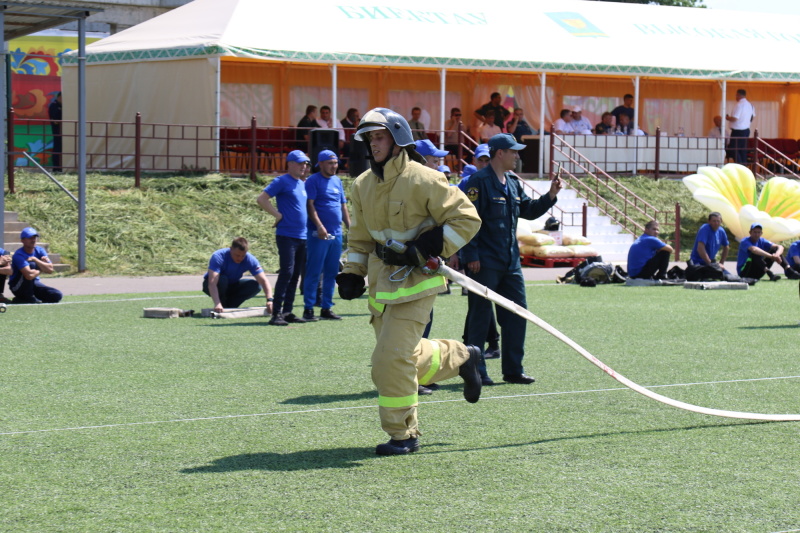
[3,211,72,272]
[524,180,633,263]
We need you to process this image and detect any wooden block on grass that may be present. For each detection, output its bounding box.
[143,307,183,318]
[201,306,269,319]
[684,281,749,290]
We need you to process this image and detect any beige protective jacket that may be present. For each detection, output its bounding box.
[343,150,481,314]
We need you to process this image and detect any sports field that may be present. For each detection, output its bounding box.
[2,280,800,532]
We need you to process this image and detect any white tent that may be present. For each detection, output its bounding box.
[62,0,800,170]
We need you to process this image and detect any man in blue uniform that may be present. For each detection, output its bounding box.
[461,133,562,385]
[9,227,62,304]
[257,150,311,325]
[627,220,673,279]
[786,239,800,277]
[302,150,351,321]
[737,223,786,282]
[203,237,273,314]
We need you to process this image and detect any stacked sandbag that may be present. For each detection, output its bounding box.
[561,234,600,258]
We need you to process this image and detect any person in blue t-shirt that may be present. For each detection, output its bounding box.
[202,237,273,313]
[0,246,11,303]
[302,150,350,322]
[257,149,311,326]
[783,239,800,279]
[8,227,62,303]
[686,212,736,281]
[627,220,674,279]
[737,223,788,282]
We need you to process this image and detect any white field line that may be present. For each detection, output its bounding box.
[8,295,206,306]
[2,375,800,437]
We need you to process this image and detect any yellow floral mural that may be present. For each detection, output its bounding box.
[683,164,800,242]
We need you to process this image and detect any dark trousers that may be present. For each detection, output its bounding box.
[465,267,528,378]
[274,235,306,316]
[10,277,63,303]
[0,274,7,299]
[51,125,62,172]
[633,250,671,280]
[739,253,775,280]
[462,309,499,348]
[728,128,750,165]
[202,275,260,308]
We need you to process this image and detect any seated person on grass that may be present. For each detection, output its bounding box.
[9,227,62,304]
[686,212,738,281]
[0,247,11,303]
[785,238,800,279]
[203,237,273,314]
[736,223,792,282]
[626,220,673,280]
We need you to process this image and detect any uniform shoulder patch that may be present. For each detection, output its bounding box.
[466,187,479,202]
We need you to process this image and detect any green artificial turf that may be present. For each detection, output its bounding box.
[2,280,800,532]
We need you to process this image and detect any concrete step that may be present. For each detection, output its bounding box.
[3,211,18,222]
[3,241,51,252]
[4,221,27,232]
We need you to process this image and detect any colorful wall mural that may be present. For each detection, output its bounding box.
[8,35,101,167]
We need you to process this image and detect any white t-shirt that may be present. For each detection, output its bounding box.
[572,116,593,134]
[707,126,722,138]
[480,123,502,141]
[316,118,346,142]
[730,98,754,131]
[553,118,574,133]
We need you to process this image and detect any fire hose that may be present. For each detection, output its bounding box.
[420,254,800,422]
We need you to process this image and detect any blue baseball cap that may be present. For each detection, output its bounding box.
[437,165,451,173]
[474,143,490,160]
[317,150,338,163]
[461,164,478,179]
[414,139,448,158]
[20,227,39,239]
[488,133,526,151]
[750,223,763,230]
[287,150,310,164]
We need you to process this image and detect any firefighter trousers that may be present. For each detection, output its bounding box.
[370,294,470,440]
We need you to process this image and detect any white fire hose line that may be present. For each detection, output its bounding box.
[441,264,800,422]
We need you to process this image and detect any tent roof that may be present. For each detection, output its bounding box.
[70,0,800,81]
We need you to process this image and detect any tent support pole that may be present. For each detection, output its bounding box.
[439,68,446,150]
[539,72,546,178]
[331,64,337,126]
[214,56,220,171]
[720,79,727,146]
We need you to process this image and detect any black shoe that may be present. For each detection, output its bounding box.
[503,374,536,385]
[0,296,10,304]
[268,314,289,326]
[767,271,781,282]
[461,286,469,296]
[484,347,500,359]
[284,313,308,323]
[418,384,433,395]
[320,308,342,320]
[375,437,420,456]
[741,277,758,286]
[459,345,483,403]
[426,383,440,391]
[12,296,42,304]
[302,308,320,322]
[481,377,495,386]
[785,268,800,280]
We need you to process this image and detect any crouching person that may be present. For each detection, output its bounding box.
[9,227,62,304]
[203,237,273,314]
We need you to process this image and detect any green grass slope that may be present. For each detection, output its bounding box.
[2,170,787,275]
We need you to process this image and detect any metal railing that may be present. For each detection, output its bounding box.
[550,129,681,259]
[748,131,800,180]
